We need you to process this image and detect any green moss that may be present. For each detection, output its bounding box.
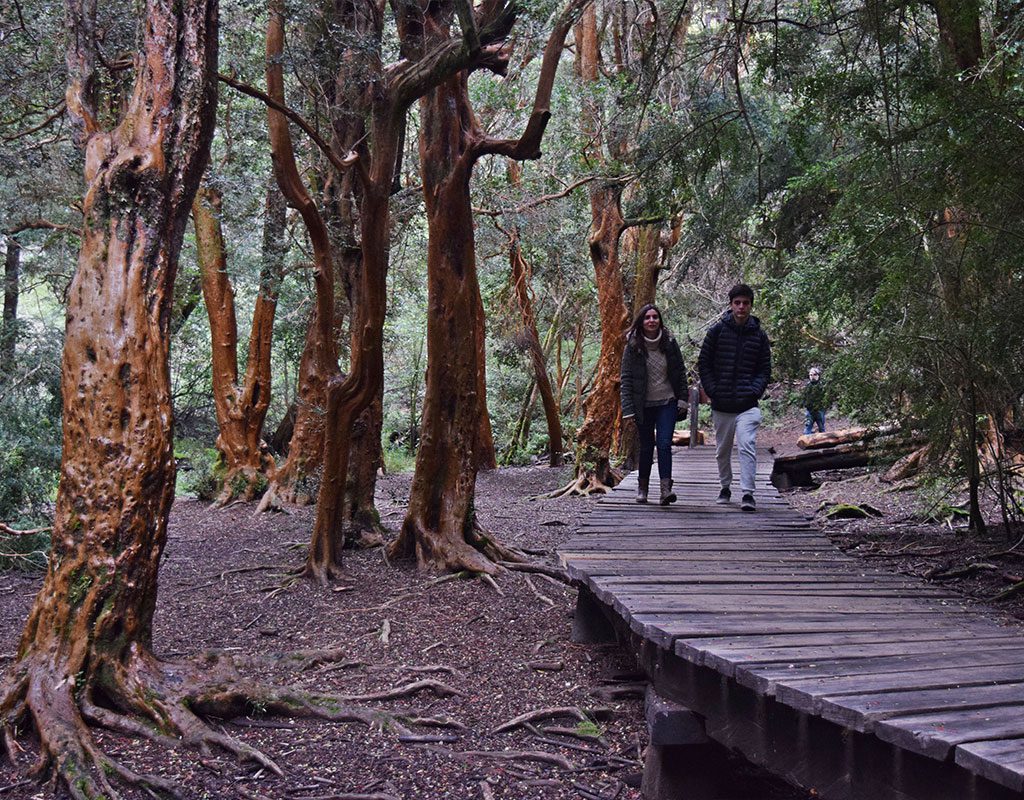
[67,568,92,607]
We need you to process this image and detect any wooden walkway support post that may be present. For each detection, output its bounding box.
[688,386,700,449]
[641,687,721,800]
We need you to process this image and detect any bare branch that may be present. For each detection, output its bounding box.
[218,72,358,178]
[2,102,67,143]
[475,175,602,217]
[472,0,593,161]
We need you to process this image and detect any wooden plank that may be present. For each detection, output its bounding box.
[735,646,1024,694]
[775,662,1024,714]
[610,595,978,617]
[594,578,958,599]
[687,634,1024,675]
[628,611,978,649]
[874,704,1024,760]
[955,739,1024,793]
[816,682,1024,732]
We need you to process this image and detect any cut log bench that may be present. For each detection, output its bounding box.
[558,447,1024,799]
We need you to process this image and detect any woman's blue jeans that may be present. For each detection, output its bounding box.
[637,400,676,485]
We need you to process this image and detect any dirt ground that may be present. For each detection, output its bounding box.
[0,464,807,800]
[1,412,1020,799]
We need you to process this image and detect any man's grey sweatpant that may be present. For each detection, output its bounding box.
[712,406,762,494]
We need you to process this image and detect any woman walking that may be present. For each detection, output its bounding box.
[620,304,688,505]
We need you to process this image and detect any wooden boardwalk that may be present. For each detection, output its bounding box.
[558,447,1024,799]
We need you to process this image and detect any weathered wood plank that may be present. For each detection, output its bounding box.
[955,739,1024,793]
[687,634,1024,675]
[816,682,1024,732]
[776,662,1024,713]
[875,704,1024,760]
[736,646,1024,694]
[628,611,980,649]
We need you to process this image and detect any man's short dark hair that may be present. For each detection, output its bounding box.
[728,283,755,303]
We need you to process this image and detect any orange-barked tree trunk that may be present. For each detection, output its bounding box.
[389,0,587,572]
[320,0,385,548]
[504,201,563,466]
[259,0,340,510]
[0,0,220,794]
[550,2,629,496]
[192,181,283,504]
[309,0,532,579]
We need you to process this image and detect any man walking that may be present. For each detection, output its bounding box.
[698,284,772,512]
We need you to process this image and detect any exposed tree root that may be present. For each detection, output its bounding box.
[390,516,525,575]
[992,578,1024,602]
[497,560,572,585]
[337,679,463,702]
[0,646,459,798]
[423,744,576,771]
[530,469,619,500]
[492,706,614,734]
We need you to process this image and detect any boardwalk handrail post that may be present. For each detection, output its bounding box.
[688,385,700,448]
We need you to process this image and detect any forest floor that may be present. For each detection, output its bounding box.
[0,413,1022,800]
[761,410,1024,622]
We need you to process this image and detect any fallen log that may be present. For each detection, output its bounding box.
[772,438,920,488]
[797,423,902,450]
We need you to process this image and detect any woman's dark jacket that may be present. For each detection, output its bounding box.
[697,312,772,414]
[620,330,687,425]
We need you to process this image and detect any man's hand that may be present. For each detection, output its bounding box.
[676,399,688,421]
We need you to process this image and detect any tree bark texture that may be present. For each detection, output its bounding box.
[507,216,563,467]
[391,70,515,573]
[317,0,385,547]
[2,238,19,371]
[0,0,219,794]
[313,0,545,575]
[261,0,339,508]
[390,0,586,567]
[192,183,280,504]
[567,3,629,492]
[576,181,629,486]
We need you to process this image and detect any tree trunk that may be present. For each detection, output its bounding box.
[475,288,498,470]
[317,0,386,548]
[559,3,629,494]
[573,180,629,489]
[192,183,280,504]
[260,0,339,509]
[0,0,219,794]
[1,238,18,372]
[508,223,563,466]
[390,71,516,573]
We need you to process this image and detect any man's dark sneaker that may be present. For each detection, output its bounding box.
[716,487,731,504]
[740,493,756,512]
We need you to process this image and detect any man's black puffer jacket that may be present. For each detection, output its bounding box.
[620,331,687,426]
[697,312,772,414]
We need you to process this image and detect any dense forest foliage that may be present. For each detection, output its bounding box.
[2,0,1024,793]
[2,0,1023,538]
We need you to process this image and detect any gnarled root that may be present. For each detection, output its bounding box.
[1,646,450,798]
[531,468,620,500]
[389,516,525,575]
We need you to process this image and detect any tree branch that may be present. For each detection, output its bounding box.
[471,0,593,161]
[4,219,76,236]
[218,72,358,177]
[2,102,67,142]
[474,175,600,216]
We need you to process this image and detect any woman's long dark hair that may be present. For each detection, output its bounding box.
[627,304,671,355]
